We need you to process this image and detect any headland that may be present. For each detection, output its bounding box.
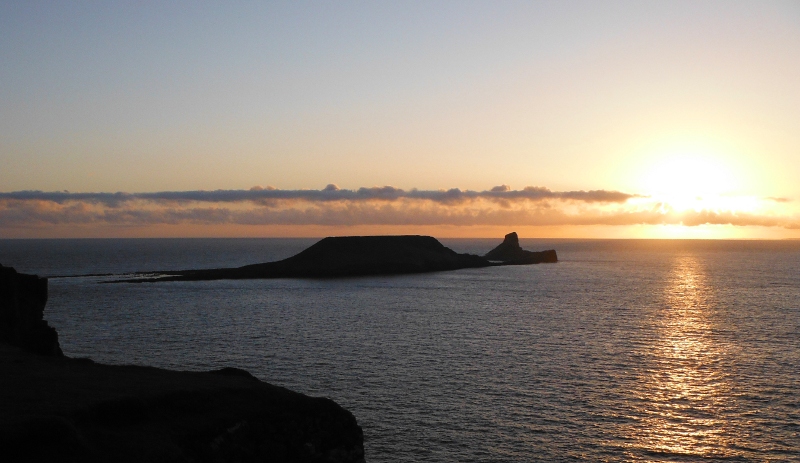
[124,233,557,282]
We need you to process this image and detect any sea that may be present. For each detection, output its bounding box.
[1,238,798,462]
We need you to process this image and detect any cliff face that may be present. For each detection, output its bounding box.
[0,265,365,463]
[0,263,62,356]
[484,232,558,265]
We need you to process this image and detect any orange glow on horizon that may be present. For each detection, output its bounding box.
[3,223,799,240]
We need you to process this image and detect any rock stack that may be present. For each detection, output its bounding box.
[484,232,558,264]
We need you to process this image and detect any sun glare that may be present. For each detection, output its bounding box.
[621,145,791,238]
[642,155,733,209]
[633,150,765,216]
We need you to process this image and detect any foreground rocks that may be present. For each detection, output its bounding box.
[0,346,364,462]
[0,264,365,463]
[125,233,556,282]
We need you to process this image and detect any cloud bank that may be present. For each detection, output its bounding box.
[0,185,797,230]
[0,185,636,206]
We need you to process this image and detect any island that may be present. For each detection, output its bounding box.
[484,232,558,265]
[0,263,365,463]
[124,233,557,282]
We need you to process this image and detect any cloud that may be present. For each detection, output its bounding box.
[0,189,798,230]
[766,196,791,203]
[0,185,638,207]
[1,186,797,232]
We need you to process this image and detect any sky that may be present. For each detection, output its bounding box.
[1,0,799,239]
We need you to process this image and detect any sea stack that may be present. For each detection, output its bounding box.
[484,232,558,264]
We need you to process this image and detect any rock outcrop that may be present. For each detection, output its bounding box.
[0,263,62,356]
[484,232,558,265]
[0,265,365,462]
[126,233,556,282]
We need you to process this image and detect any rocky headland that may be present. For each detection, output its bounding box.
[0,263,365,463]
[126,233,556,282]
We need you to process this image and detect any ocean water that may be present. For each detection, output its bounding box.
[1,238,799,462]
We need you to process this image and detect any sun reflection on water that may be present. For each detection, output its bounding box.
[628,255,739,460]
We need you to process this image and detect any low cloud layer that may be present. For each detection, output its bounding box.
[0,185,636,206]
[0,185,797,230]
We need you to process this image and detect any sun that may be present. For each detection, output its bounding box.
[645,156,731,198]
[620,143,798,239]
[638,152,744,212]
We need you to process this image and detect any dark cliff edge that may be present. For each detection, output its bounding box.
[0,264,62,356]
[124,233,556,283]
[0,263,365,463]
[484,232,558,265]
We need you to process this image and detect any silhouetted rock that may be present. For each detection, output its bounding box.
[133,235,493,282]
[125,234,557,282]
[0,264,62,356]
[484,232,558,265]
[0,265,365,462]
[0,344,365,463]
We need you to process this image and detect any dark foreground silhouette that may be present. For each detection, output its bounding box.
[124,233,557,282]
[0,263,365,463]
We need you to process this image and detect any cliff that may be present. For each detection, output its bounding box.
[484,232,558,265]
[0,263,62,356]
[127,233,555,283]
[0,264,365,463]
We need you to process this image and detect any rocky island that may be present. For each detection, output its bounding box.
[484,232,558,265]
[125,233,557,282]
[0,263,365,462]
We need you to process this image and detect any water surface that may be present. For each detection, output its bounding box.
[2,238,798,461]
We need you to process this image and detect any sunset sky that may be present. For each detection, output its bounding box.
[2,1,799,239]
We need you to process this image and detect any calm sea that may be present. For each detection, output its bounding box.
[2,238,799,462]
